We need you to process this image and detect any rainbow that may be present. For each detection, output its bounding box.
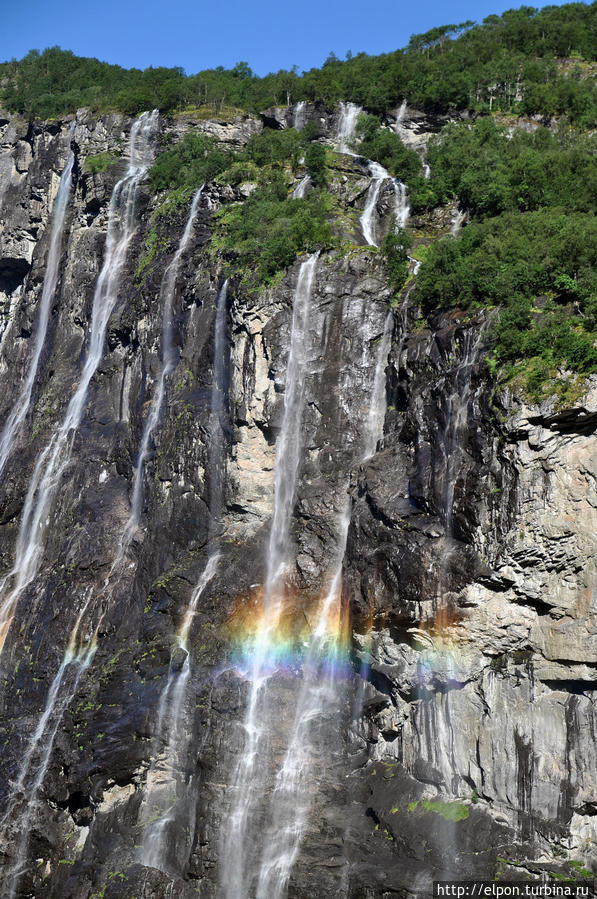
[224,578,353,680]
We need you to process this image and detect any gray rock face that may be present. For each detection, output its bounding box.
[0,106,594,898]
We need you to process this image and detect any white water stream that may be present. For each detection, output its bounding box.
[336,102,361,154]
[0,124,76,480]
[292,174,311,199]
[394,99,407,134]
[115,186,203,567]
[139,554,220,871]
[442,325,488,536]
[139,279,230,871]
[0,597,97,898]
[0,110,158,654]
[450,209,465,236]
[293,101,306,131]
[360,161,389,247]
[219,254,318,899]
[253,291,396,897]
[394,180,410,229]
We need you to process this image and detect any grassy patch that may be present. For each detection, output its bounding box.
[84,151,120,174]
[409,798,470,821]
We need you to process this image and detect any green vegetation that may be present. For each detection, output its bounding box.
[410,118,597,216]
[149,121,333,287]
[381,225,411,295]
[84,151,120,174]
[413,114,597,394]
[422,799,469,822]
[2,3,597,122]
[568,860,593,878]
[305,142,327,186]
[417,211,597,391]
[212,175,333,286]
[149,133,234,192]
[408,798,470,821]
[13,1,590,392]
[150,123,321,195]
[354,113,421,178]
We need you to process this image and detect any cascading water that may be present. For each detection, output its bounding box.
[336,99,410,244]
[411,326,488,791]
[255,516,350,899]
[0,599,97,898]
[394,179,410,229]
[218,254,318,899]
[0,124,76,480]
[441,326,487,538]
[336,102,361,154]
[293,101,306,131]
[292,174,311,199]
[361,166,410,246]
[0,110,158,654]
[255,301,396,897]
[139,554,220,872]
[451,208,465,236]
[423,163,431,179]
[350,256,420,850]
[263,255,318,598]
[115,186,204,566]
[408,324,488,880]
[394,98,407,134]
[139,279,230,873]
[363,310,394,458]
[360,161,390,247]
[207,279,230,525]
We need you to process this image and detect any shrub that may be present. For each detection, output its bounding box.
[305,142,327,186]
[149,133,234,192]
[382,225,411,294]
[416,209,597,381]
[213,175,334,285]
[354,113,421,180]
[84,151,120,174]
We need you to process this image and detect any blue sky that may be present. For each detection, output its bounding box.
[1,0,573,76]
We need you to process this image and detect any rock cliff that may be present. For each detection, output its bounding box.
[0,105,594,898]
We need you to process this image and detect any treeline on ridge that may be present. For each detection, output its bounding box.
[1,2,596,124]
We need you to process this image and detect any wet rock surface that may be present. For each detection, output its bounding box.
[0,105,594,897]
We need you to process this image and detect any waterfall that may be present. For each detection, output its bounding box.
[293,101,306,131]
[255,515,350,899]
[0,110,158,654]
[254,291,396,897]
[404,325,488,879]
[336,102,361,153]
[292,174,311,199]
[394,180,410,229]
[394,98,407,134]
[115,186,203,565]
[360,161,390,247]
[264,254,318,597]
[0,124,76,480]
[361,165,410,246]
[450,208,465,236]
[0,599,97,898]
[208,279,230,527]
[218,254,318,899]
[139,554,220,872]
[363,311,394,458]
[423,163,431,180]
[138,280,229,873]
[441,325,487,537]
